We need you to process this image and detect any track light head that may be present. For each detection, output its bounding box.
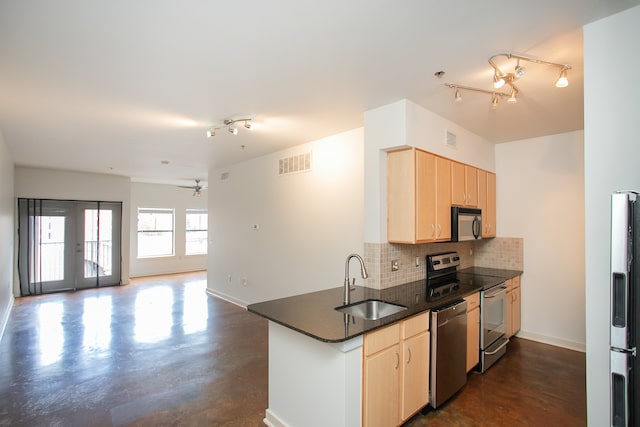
[244,120,252,130]
[229,126,238,135]
[491,93,499,109]
[556,67,569,88]
[507,90,517,104]
[454,87,462,102]
[206,128,215,138]
[515,60,526,78]
[493,72,505,89]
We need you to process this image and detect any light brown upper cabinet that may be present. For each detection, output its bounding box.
[387,148,451,243]
[477,170,497,238]
[451,161,478,207]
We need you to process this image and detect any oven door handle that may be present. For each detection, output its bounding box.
[484,338,509,355]
[484,285,507,298]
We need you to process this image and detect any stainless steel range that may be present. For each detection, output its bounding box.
[426,252,508,376]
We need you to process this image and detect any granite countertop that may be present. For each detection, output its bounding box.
[247,268,522,343]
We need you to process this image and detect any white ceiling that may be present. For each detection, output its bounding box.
[1,0,638,188]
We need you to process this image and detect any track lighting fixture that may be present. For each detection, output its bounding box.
[493,72,505,89]
[447,83,512,108]
[514,59,526,78]
[446,51,570,109]
[206,117,253,138]
[491,93,499,109]
[556,67,569,88]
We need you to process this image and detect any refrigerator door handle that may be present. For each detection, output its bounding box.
[611,349,631,427]
[612,272,629,349]
[611,192,632,350]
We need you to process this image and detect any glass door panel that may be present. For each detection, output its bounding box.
[75,203,121,289]
[18,199,122,295]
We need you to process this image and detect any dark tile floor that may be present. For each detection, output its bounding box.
[0,271,586,426]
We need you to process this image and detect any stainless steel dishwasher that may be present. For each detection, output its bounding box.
[430,299,467,408]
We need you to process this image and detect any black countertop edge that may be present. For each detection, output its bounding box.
[247,268,523,343]
[458,267,523,279]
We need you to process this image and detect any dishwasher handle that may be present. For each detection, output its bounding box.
[434,300,467,326]
[484,285,507,298]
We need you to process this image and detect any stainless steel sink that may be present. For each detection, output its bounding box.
[335,299,407,320]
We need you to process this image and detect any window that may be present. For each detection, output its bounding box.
[185,209,208,255]
[137,208,174,258]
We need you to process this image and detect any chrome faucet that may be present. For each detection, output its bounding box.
[344,253,369,305]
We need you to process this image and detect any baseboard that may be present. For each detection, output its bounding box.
[0,295,15,342]
[205,288,248,309]
[516,330,586,353]
[264,409,288,427]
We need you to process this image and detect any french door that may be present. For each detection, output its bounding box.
[18,199,122,295]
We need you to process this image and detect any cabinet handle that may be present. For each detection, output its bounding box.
[437,224,441,237]
[394,351,399,369]
[463,193,467,203]
[431,223,435,237]
[407,348,412,364]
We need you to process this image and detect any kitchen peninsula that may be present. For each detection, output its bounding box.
[248,266,522,427]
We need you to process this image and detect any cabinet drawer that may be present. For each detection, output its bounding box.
[402,312,429,339]
[364,323,400,356]
[464,292,480,311]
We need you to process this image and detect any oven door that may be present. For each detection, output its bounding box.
[480,284,507,349]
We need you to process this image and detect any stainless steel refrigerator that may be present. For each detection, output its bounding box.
[611,191,640,426]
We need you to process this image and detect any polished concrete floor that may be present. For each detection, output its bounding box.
[0,271,586,426]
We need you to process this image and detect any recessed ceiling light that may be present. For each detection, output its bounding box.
[161,160,169,165]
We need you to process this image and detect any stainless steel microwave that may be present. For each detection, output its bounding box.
[451,207,482,241]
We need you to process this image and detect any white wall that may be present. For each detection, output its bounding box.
[363,99,495,243]
[584,6,640,426]
[0,129,14,338]
[14,167,132,286]
[129,182,207,277]
[496,131,585,351]
[207,128,364,306]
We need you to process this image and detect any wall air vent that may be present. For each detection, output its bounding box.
[446,130,457,147]
[278,152,312,176]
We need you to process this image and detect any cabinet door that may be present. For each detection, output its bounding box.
[512,284,521,335]
[466,307,480,372]
[416,150,437,242]
[505,278,514,338]
[401,332,429,421]
[477,170,488,235]
[451,161,466,206]
[387,149,416,243]
[363,345,401,427]
[485,172,496,237]
[465,166,478,207]
[435,157,451,240]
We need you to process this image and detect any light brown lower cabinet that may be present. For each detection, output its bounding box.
[363,312,430,427]
[464,292,480,372]
[505,275,522,338]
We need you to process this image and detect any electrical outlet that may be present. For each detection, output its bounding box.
[391,260,399,271]
[227,274,232,283]
[415,257,420,267]
[242,278,248,286]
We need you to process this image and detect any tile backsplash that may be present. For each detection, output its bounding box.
[363,237,523,290]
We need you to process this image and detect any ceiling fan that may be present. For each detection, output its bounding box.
[178,179,207,197]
